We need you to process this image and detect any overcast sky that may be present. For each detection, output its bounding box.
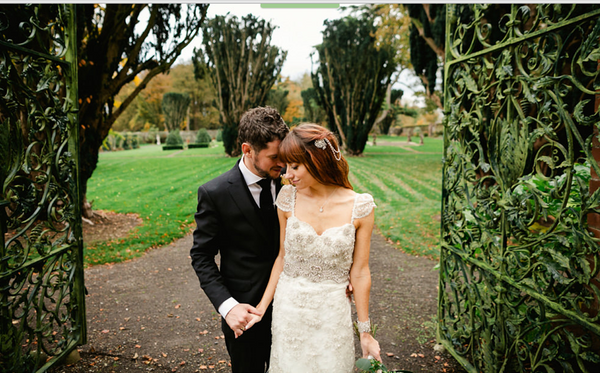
[177,3,424,106]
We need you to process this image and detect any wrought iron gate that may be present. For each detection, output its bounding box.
[439,4,600,372]
[0,4,86,372]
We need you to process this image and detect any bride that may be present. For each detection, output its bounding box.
[245,123,381,372]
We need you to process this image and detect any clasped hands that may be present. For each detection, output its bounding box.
[225,304,263,338]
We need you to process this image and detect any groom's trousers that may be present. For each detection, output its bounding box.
[222,308,272,373]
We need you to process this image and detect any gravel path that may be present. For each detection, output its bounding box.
[50,231,465,373]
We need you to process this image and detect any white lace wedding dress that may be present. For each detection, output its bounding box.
[269,184,376,373]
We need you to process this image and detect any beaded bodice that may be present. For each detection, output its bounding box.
[275,185,376,284]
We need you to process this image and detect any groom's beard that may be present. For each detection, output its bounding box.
[252,160,281,180]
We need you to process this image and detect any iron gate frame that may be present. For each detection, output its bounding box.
[0,4,86,372]
[439,4,600,373]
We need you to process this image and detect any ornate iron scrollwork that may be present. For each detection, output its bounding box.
[0,4,85,372]
[440,4,600,372]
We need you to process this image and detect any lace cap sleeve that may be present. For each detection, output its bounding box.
[275,184,295,212]
[353,193,376,220]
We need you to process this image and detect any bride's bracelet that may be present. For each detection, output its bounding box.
[357,318,371,334]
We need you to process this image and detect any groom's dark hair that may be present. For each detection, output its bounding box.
[238,106,289,151]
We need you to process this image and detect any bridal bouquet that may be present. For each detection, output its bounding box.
[353,322,412,373]
[355,358,412,373]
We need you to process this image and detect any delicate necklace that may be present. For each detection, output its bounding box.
[318,187,338,213]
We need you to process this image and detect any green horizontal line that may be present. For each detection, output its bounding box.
[261,3,339,8]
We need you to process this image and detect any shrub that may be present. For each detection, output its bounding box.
[131,134,140,149]
[189,128,212,149]
[165,131,183,146]
[101,130,124,151]
[163,130,184,150]
[122,132,132,150]
[196,128,212,144]
[216,129,223,142]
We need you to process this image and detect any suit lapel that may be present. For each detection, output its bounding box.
[227,161,270,242]
[275,178,282,196]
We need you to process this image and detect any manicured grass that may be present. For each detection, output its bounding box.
[85,145,236,265]
[366,135,444,154]
[85,138,444,266]
[348,150,443,260]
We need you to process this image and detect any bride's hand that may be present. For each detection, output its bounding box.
[244,313,263,331]
[360,333,382,362]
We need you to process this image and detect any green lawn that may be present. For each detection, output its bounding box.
[86,144,236,265]
[85,138,443,266]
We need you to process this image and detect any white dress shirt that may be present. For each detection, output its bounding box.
[217,155,275,319]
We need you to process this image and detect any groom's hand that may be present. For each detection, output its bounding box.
[225,304,263,338]
[346,283,354,303]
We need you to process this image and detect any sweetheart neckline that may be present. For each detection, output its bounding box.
[289,216,355,237]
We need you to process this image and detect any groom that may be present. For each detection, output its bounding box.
[190,106,289,372]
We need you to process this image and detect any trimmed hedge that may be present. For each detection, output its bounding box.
[162,145,184,151]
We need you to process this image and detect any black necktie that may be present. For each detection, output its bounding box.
[257,178,274,215]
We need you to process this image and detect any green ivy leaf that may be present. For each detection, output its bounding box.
[580,351,600,363]
[558,361,576,373]
[355,358,372,370]
[582,48,600,62]
[463,73,478,93]
[573,100,598,126]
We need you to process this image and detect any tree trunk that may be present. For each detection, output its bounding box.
[79,117,107,219]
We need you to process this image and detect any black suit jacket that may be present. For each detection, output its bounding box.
[190,160,281,332]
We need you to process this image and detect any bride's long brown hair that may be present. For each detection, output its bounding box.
[279,123,352,190]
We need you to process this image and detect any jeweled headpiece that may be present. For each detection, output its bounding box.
[314,137,341,161]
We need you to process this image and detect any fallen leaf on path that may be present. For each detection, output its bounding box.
[199,365,207,370]
[199,330,208,335]
[179,361,186,366]
[133,353,138,359]
[195,318,201,322]
[435,355,441,360]
[418,353,425,358]
[101,330,109,334]
[386,353,394,357]
[198,348,204,353]
[135,345,141,348]
[175,304,181,309]
[410,353,418,357]
[162,352,168,357]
